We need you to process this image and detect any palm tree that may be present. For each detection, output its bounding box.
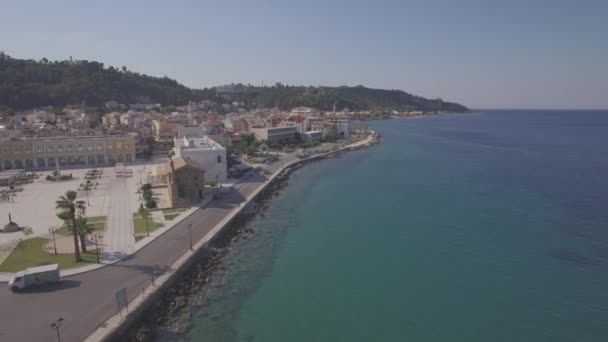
[75,216,93,253]
[56,190,85,261]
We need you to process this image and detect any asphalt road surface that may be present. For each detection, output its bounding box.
[0,171,267,342]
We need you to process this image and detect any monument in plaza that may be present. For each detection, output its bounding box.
[1,213,21,233]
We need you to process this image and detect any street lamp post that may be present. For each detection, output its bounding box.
[145,211,150,237]
[187,223,193,250]
[49,227,58,255]
[50,317,64,342]
[94,234,100,263]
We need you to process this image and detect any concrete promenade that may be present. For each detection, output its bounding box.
[102,176,135,262]
[0,134,376,342]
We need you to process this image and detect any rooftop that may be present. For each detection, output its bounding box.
[176,136,224,151]
[169,156,204,171]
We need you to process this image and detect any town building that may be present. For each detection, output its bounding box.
[303,130,323,142]
[166,157,206,207]
[250,126,297,145]
[0,135,136,170]
[309,118,334,134]
[151,119,182,141]
[174,136,227,185]
[325,115,352,137]
[231,119,249,133]
[0,138,33,170]
[287,115,310,133]
[290,107,320,117]
[176,126,208,139]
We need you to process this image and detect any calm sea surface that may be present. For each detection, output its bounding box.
[158,110,608,342]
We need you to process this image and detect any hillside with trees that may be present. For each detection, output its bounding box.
[0,53,468,113]
[0,52,215,111]
[219,83,469,113]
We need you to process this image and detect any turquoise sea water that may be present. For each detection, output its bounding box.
[160,110,608,341]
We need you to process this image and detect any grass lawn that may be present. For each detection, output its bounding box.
[133,215,160,235]
[0,238,98,272]
[162,208,188,221]
[57,218,106,236]
[164,213,180,221]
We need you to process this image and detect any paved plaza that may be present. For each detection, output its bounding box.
[0,159,168,252]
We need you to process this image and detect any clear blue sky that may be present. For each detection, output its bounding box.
[1,0,607,109]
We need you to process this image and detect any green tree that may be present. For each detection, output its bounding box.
[323,126,338,142]
[75,216,93,253]
[56,190,85,261]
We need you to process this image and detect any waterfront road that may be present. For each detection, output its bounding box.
[0,171,268,342]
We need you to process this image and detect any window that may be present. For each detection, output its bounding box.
[217,155,222,163]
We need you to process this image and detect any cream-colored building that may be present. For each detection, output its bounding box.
[0,135,136,170]
[166,157,206,207]
[0,139,33,170]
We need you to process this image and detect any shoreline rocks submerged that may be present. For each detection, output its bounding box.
[116,133,380,342]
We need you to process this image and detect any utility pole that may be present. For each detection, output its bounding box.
[94,234,100,263]
[49,227,58,255]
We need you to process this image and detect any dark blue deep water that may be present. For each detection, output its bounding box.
[164,110,608,342]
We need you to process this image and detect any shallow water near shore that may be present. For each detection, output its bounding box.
[155,110,608,342]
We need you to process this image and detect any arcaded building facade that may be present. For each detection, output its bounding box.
[0,135,136,170]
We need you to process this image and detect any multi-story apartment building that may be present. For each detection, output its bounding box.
[0,135,136,170]
[324,115,352,137]
[250,126,297,145]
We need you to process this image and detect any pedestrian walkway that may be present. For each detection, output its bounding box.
[101,175,135,262]
[150,210,166,224]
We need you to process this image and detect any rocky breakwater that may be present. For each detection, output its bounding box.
[116,173,292,341]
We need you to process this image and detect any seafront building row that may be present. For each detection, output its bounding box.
[0,135,136,170]
[0,103,355,175]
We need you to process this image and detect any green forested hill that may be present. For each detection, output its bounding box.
[0,53,214,110]
[225,84,469,112]
[0,53,468,113]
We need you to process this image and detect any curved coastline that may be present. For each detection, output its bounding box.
[105,132,381,341]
